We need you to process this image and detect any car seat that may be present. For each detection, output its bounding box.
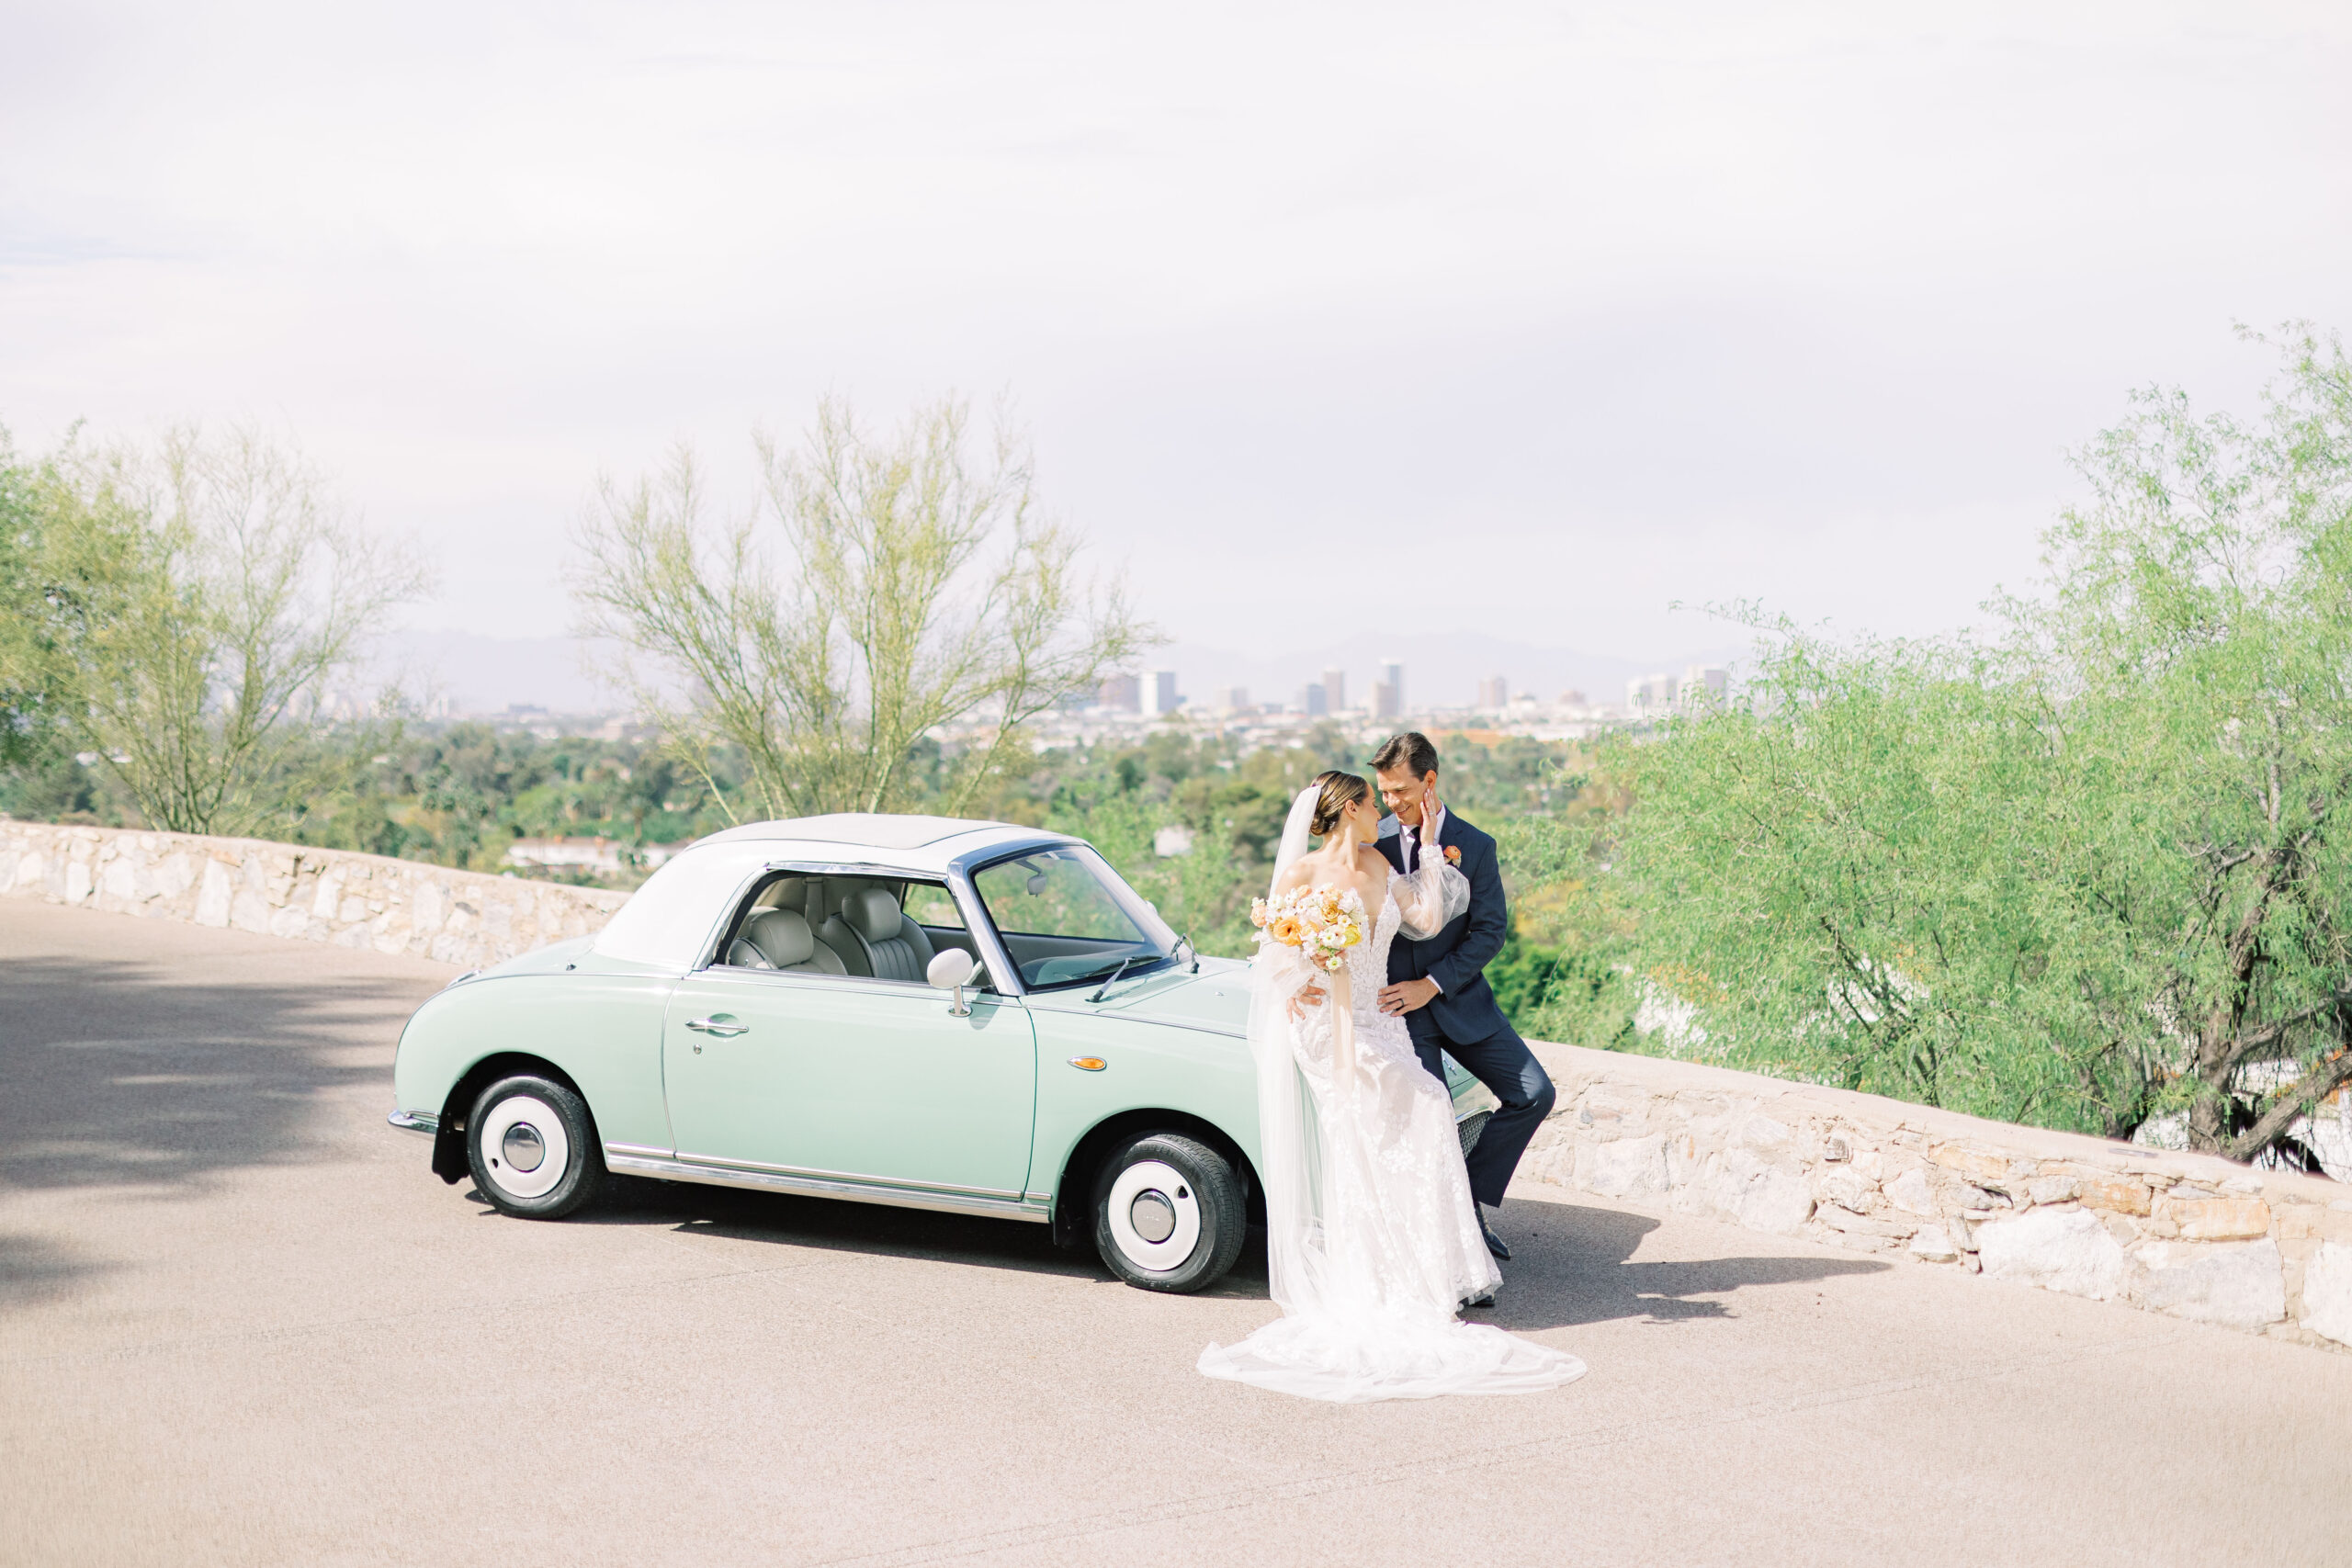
[727,908,846,974]
[819,887,938,982]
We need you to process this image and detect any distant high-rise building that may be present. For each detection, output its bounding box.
[1558,688,1588,708]
[1099,673,1140,711]
[1628,672,1679,710]
[1148,670,1182,716]
[1372,681,1400,719]
[1379,659,1404,713]
[1321,667,1347,713]
[1477,675,1510,711]
[1300,682,1329,717]
[1211,684,1250,713]
[1680,664,1729,708]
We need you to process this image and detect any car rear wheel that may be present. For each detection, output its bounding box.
[1092,1133,1245,1293]
[468,1075,605,1220]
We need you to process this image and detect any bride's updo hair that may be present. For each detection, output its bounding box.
[1308,770,1371,838]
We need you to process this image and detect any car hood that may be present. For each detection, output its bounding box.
[1072,955,1500,1116]
[1073,956,1254,1036]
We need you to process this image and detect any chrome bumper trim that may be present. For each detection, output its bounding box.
[388,1111,440,1137]
[605,1153,1050,1224]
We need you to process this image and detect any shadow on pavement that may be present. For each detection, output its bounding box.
[520,1172,1886,1333]
[0,1231,118,1312]
[1485,1197,1890,1331]
[0,951,421,1197]
[552,1174,1091,1280]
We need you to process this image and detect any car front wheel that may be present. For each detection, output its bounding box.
[467,1075,604,1220]
[1092,1132,1245,1292]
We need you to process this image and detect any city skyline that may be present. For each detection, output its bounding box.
[376,625,1747,724]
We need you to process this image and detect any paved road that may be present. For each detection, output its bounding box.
[3,898,2347,1567]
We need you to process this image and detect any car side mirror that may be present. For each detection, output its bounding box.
[926,949,979,1017]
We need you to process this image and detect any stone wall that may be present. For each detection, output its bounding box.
[1521,1042,2352,1354]
[0,819,627,970]
[11,818,2349,1352]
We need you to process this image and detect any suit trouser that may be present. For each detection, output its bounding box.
[1414,1020,1556,1210]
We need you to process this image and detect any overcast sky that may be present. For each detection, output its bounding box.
[5,1,2348,665]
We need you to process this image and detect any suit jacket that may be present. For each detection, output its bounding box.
[1376,808,1512,1049]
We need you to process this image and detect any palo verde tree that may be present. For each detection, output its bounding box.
[17,425,427,835]
[0,434,56,771]
[571,395,1152,820]
[1606,327,2352,1167]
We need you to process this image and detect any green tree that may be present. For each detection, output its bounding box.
[0,434,55,771]
[19,426,427,835]
[573,396,1152,821]
[1605,328,2352,1167]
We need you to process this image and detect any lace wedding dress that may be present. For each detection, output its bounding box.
[1197,789,1588,1403]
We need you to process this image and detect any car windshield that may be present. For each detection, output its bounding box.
[971,844,1180,989]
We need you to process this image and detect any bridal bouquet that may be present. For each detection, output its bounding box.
[1250,885,1367,973]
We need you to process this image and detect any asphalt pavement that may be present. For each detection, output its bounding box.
[3,897,2347,1567]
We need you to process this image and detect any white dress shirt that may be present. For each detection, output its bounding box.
[1400,801,1446,874]
[1399,802,1449,991]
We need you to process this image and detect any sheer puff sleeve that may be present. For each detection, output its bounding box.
[1390,855,1471,941]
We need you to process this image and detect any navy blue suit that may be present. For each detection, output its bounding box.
[1377,809,1555,1209]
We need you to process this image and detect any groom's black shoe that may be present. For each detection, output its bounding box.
[1480,1216,1510,1262]
[1460,1291,1496,1310]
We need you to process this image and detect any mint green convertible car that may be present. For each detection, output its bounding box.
[390,814,1493,1292]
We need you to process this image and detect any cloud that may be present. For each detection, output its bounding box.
[2,1,2346,655]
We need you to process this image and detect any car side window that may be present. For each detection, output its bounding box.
[904,884,964,930]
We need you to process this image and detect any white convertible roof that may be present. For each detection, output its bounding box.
[593,812,1072,969]
[702,813,1017,852]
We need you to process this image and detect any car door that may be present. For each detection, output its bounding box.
[660,966,1038,1200]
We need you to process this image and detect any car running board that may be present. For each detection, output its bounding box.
[603,1149,1052,1224]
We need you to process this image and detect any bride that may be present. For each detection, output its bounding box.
[1198,770,1588,1403]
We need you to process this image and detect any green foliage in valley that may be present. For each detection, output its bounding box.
[1589,328,2352,1167]
[16,344,2352,1171]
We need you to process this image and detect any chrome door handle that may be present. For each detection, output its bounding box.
[686,1016,748,1037]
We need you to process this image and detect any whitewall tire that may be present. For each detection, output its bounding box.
[1091,1132,1246,1293]
[467,1075,605,1220]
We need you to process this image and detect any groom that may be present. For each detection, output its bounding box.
[1371,731,1556,1268]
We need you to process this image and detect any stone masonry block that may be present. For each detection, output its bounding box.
[193,860,233,927]
[1909,1225,1961,1262]
[1977,1208,2130,1302]
[1813,1166,1877,1212]
[1577,1134,1669,1200]
[1883,1168,1937,1216]
[1733,1114,1793,1155]
[2132,1240,2286,1331]
[1816,1205,1913,1239]
[2071,1175,2153,1216]
[1931,1143,2015,1187]
[2161,1196,2272,1242]
[2301,1242,2352,1347]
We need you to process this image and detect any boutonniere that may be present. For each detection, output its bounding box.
[1442,844,1462,865]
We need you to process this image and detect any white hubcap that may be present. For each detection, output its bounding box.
[1106,1159,1201,1273]
[479,1095,570,1201]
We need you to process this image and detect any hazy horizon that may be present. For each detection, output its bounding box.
[7,3,2349,664]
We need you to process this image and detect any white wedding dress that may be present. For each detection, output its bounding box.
[1197,789,1588,1404]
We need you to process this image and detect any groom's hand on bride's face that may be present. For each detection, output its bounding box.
[1378,977,1440,1015]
